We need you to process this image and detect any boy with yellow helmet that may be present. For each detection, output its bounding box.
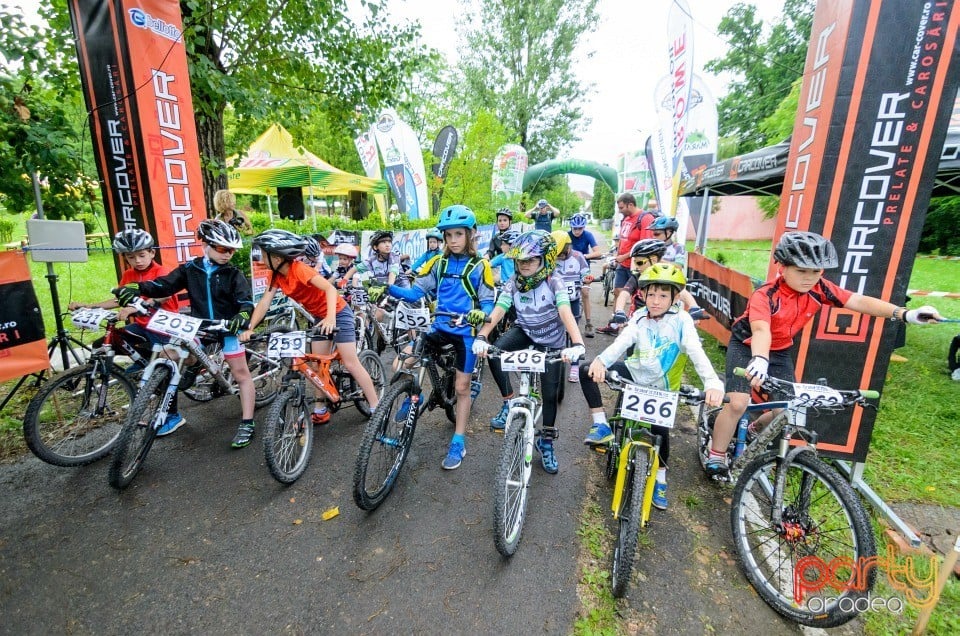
[551,229,590,382]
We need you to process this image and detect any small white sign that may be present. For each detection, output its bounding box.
[499,349,546,373]
[619,384,679,428]
[146,309,204,340]
[792,383,843,406]
[267,331,307,358]
[70,307,113,331]
[394,303,431,331]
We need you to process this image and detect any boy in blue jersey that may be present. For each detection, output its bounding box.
[568,213,602,336]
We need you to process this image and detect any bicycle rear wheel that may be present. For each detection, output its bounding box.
[611,447,648,598]
[353,349,387,417]
[263,385,312,484]
[493,413,529,557]
[24,363,134,467]
[730,450,876,628]
[353,378,418,510]
[109,366,170,490]
[603,270,614,306]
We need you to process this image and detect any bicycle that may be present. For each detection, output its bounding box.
[260,327,387,484]
[352,310,468,511]
[697,369,878,628]
[22,307,151,466]
[108,308,283,490]
[598,371,713,596]
[600,254,617,306]
[488,346,569,556]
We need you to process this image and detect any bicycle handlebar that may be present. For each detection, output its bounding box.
[732,367,879,401]
[605,370,727,404]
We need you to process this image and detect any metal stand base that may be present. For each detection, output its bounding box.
[836,460,922,548]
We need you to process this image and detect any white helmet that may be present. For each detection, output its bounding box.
[197,219,243,249]
[333,243,358,258]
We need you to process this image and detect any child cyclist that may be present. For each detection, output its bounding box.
[411,228,443,273]
[568,212,603,337]
[366,205,495,470]
[581,264,724,508]
[239,230,380,423]
[329,243,358,288]
[70,229,185,435]
[649,216,685,268]
[489,229,520,285]
[551,229,590,383]
[705,231,943,478]
[473,230,587,475]
[115,220,259,448]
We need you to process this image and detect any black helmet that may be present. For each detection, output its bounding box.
[252,229,306,259]
[112,229,154,253]
[370,230,393,246]
[630,239,667,259]
[500,229,521,244]
[197,219,243,249]
[496,207,513,220]
[302,235,322,261]
[773,231,838,269]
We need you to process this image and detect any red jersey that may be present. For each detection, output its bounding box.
[730,277,853,350]
[119,261,179,327]
[616,211,657,258]
[268,260,346,319]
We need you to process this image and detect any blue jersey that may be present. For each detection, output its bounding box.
[569,229,597,256]
[490,253,515,283]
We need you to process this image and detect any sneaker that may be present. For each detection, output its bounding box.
[156,413,186,437]
[123,360,146,376]
[490,402,510,432]
[231,421,255,448]
[584,423,614,446]
[595,324,620,335]
[652,481,668,510]
[536,437,558,474]
[442,440,466,470]
[567,364,580,383]
[584,321,595,338]
[311,409,331,425]
[704,454,729,478]
[395,394,419,422]
[179,363,203,391]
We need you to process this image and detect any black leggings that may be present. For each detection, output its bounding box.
[579,360,671,466]
[488,326,563,437]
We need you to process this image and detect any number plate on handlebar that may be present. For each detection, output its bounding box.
[146,309,204,340]
[619,384,679,428]
[394,303,431,331]
[792,383,843,406]
[70,307,113,330]
[499,350,546,372]
[266,331,306,358]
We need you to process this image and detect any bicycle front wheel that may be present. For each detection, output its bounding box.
[493,413,530,557]
[353,378,418,510]
[24,364,134,467]
[611,447,648,598]
[730,450,876,628]
[109,366,169,490]
[353,349,387,417]
[263,384,312,484]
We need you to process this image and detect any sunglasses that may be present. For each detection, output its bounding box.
[210,244,236,255]
[633,257,652,268]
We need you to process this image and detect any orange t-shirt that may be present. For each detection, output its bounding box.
[268,260,346,319]
[120,261,179,327]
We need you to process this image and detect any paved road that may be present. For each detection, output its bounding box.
[0,288,861,634]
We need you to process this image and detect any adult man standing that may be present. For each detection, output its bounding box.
[568,213,602,337]
[596,193,655,335]
[526,198,559,231]
[486,208,515,259]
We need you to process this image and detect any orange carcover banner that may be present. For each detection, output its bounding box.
[774,0,960,461]
[0,252,48,383]
[68,0,207,274]
[686,252,755,347]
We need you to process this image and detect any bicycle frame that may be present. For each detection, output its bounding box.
[279,341,342,407]
[609,427,660,524]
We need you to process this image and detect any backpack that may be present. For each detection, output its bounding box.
[433,254,486,303]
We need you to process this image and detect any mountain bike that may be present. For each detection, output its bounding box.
[260,327,386,484]
[489,346,567,557]
[108,309,282,490]
[601,254,617,306]
[600,371,713,596]
[22,307,149,466]
[352,310,467,511]
[699,369,879,628]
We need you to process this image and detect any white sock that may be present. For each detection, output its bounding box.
[657,467,667,483]
[592,412,607,425]
[314,406,328,414]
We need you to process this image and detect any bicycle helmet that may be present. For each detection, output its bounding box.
[773,231,839,269]
[252,229,306,259]
[425,228,444,242]
[637,263,686,292]
[500,229,521,245]
[301,236,322,261]
[197,219,243,249]
[508,230,557,292]
[437,204,477,231]
[496,207,513,220]
[630,239,667,259]
[569,213,588,229]
[536,199,549,209]
[550,229,571,256]
[650,216,680,233]
[112,229,154,253]
[333,243,358,258]
[370,230,393,246]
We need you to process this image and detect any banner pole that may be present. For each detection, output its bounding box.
[695,186,711,253]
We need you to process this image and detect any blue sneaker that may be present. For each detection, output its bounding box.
[652,481,668,510]
[442,440,466,470]
[490,402,510,432]
[123,360,146,376]
[536,437,558,474]
[584,423,614,446]
[704,455,729,479]
[157,413,186,437]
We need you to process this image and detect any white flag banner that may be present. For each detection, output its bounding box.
[667,0,694,220]
[354,125,387,220]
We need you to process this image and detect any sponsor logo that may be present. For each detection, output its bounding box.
[128,9,182,42]
[376,112,396,133]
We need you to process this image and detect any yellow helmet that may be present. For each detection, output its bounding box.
[637,263,686,292]
[550,229,571,255]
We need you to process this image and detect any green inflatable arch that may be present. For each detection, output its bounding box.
[522,159,618,193]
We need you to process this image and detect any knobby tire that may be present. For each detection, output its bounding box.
[493,414,529,557]
[109,366,169,490]
[263,385,312,484]
[611,447,648,598]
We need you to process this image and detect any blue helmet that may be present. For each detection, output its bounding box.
[426,228,443,242]
[569,213,588,229]
[650,216,680,232]
[437,205,476,231]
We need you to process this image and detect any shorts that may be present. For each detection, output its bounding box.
[424,329,476,374]
[725,339,795,394]
[311,306,358,344]
[569,299,581,322]
[221,335,246,359]
[614,265,633,289]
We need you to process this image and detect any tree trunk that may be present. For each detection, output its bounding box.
[195,113,226,217]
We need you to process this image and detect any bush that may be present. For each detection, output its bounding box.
[0,216,13,243]
[919,196,960,256]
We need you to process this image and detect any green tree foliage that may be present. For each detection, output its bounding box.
[919,197,960,256]
[591,178,615,220]
[455,0,599,165]
[706,0,814,154]
[437,109,511,214]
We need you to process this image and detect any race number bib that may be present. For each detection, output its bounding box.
[792,383,843,406]
[267,331,306,358]
[394,303,431,331]
[146,309,204,340]
[618,384,679,428]
[70,307,113,330]
[565,282,579,299]
[499,350,546,373]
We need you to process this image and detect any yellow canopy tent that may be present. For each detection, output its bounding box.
[227,124,388,221]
